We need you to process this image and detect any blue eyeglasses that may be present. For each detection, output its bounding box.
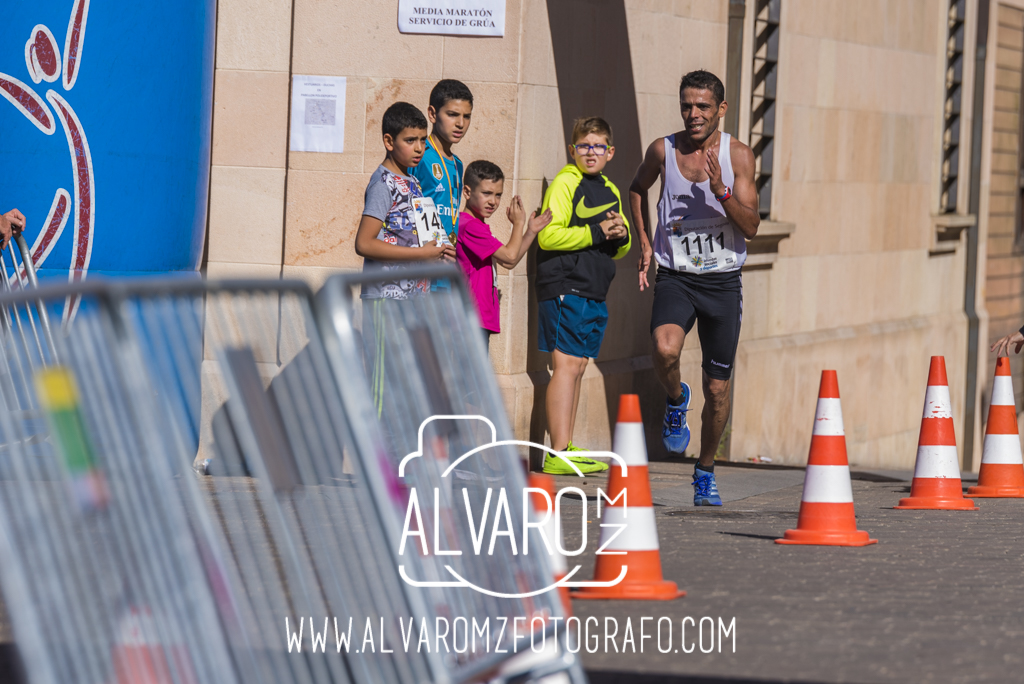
[574,144,609,156]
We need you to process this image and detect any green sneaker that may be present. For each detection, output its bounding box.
[542,450,609,476]
[566,441,586,452]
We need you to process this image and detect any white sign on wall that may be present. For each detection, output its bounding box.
[289,76,346,154]
[398,0,506,37]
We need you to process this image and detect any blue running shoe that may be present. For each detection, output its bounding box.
[692,468,723,506]
[662,382,691,453]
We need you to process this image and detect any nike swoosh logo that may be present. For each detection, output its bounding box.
[575,197,616,219]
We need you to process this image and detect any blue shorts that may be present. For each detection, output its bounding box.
[538,295,608,359]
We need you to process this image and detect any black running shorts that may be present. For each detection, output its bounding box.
[650,267,743,380]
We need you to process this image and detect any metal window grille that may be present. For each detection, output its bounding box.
[750,0,781,219]
[942,0,967,213]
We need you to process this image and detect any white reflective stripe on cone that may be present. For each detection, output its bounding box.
[913,444,961,478]
[612,422,649,466]
[801,465,854,503]
[812,398,845,436]
[922,385,953,419]
[991,375,1015,407]
[981,433,1024,464]
[543,517,568,573]
[597,507,660,551]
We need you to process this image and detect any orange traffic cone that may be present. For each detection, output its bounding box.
[571,395,684,601]
[968,357,1024,497]
[895,356,977,510]
[777,371,877,546]
[527,473,572,616]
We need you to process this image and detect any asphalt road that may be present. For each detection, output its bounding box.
[0,460,1018,684]
[550,461,1024,684]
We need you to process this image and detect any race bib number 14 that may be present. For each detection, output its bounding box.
[412,197,452,247]
[669,216,741,274]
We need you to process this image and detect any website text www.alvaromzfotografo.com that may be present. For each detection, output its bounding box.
[285,616,737,655]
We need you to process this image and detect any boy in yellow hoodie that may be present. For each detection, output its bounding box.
[536,117,631,474]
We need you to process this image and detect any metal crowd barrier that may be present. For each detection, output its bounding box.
[0,235,59,493]
[197,280,432,684]
[0,234,58,362]
[0,279,238,684]
[317,265,584,684]
[0,269,584,684]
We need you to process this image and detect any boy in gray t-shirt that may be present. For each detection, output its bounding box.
[355,102,456,299]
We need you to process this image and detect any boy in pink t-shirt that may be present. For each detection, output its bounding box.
[456,160,551,345]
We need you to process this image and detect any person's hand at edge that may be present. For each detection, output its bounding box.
[991,331,1024,357]
[0,209,25,249]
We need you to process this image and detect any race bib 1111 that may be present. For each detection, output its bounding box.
[669,216,741,274]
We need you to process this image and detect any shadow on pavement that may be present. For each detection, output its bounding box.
[718,531,781,541]
[848,471,905,482]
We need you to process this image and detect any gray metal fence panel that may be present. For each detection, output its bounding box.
[316,265,586,684]
[0,273,584,684]
[0,280,429,684]
[0,287,239,684]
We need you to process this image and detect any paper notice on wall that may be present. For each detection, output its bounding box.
[398,0,505,36]
[289,76,346,153]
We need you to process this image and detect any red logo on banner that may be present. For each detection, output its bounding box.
[1,0,93,322]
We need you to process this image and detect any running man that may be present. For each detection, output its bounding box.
[628,70,760,506]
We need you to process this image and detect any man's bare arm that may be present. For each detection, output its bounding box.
[706,140,760,239]
[629,139,665,291]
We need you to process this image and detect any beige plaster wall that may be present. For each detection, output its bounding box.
[207,0,292,282]
[984,4,1024,413]
[731,0,971,469]
[203,0,983,471]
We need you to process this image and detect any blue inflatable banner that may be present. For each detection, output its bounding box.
[1,0,216,320]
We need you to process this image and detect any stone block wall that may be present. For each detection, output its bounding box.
[202,0,995,471]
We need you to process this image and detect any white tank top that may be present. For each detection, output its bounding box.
[654,132,746,273]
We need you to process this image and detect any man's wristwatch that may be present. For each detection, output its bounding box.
[715,187,732,202]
